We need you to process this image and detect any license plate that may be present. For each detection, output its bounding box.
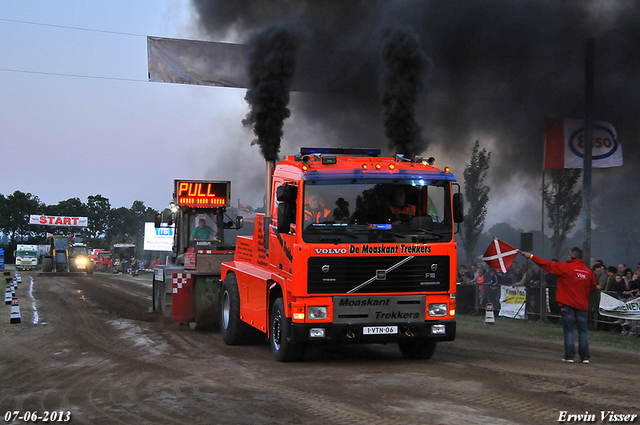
[363,326,398,335]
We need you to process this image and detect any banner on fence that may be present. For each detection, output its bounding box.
[598,293,640,320]
[499,286,526,319]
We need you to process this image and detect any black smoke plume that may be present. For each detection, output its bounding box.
[242,24,299,162]
[192,0,640,265]
[380,29,432,157]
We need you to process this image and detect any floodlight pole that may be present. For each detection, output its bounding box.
[582,38,595,266]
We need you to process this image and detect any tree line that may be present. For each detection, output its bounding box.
[0,191,159,261]
[461,140,583,265]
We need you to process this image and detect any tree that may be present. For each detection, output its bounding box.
[1,191,44,245]
[542,169,582,259]
[87,195,111,243]
[106,207,134,245]
[462,141,491,266]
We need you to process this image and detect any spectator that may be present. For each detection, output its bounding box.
[521,247,597,364]
[614,274,629,298]
[458,265,472,284]
[604,266,618,292]
[617,263,626,275]
[623,268,634,287]
[469,264,478,284]
[593,264,607,290]
[476,264,488,306]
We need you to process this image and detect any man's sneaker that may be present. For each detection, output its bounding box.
[581,360,590,364]
[562,358,574,363]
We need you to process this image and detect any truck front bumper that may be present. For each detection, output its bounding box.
[290,320,455,344]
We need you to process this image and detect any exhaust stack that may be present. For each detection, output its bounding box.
[264,160,275,256]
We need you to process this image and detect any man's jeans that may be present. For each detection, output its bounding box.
[561,305,590,361]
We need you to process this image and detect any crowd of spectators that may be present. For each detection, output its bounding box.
[457,258,640,334]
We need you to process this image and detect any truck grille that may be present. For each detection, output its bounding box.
[308,256,450,294]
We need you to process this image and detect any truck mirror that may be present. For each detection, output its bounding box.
[453,193,464,223]
[236,216,244,230]
[154,213,162,228]
[277,203,290,233]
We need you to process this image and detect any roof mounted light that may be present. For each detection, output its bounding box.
[427,157,436,166]
[300,147,380,156]
[413,155,424,163]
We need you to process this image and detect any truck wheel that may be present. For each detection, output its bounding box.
[399,341,437,360]
[220,274,257,345]
[270,297,303,362]
[42,257,53,273]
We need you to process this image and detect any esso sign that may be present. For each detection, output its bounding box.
[568,124,620,160]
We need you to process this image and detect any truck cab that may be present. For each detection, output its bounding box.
[221,148,464,361]
[15,244,39,271]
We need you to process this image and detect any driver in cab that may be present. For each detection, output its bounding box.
[389,187,416,225]
[191,217,215,241]
[304,194,330,227]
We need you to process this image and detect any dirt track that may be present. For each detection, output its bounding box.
[1,271,638,425]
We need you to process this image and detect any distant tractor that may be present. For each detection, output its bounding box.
[39,235,88,276]
[97,250,110,272]
[69,242,93,274]
[110,243,136,275]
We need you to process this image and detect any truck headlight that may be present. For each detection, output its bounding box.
[428,303,447,317]
[307,306,327,320]
[76,257,87,265]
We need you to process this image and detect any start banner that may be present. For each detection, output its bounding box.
[29,215,88,227]
[599,293,640,320]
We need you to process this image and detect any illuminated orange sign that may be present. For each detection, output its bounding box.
[175,180,230,208]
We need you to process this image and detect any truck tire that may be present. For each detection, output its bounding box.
[398,340,437,360]
[42,257,53,273]
[270,297,304,362]
[220,273,258,345]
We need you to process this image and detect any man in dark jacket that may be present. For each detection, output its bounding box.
[520,247,597,364]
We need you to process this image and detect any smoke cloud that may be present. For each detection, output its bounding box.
[242,24,299,162]
[191,0,640,265]
[380,29,432,157]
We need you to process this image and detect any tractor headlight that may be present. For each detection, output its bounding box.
[75,257,87,265]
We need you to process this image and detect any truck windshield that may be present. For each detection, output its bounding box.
[70,247,88,256]
[301,181,453,244]
[52,237,69,251]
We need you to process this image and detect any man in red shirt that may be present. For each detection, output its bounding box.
[520,247,597,364]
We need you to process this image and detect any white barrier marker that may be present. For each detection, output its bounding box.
[485,303,495,325]
[10,298,21,324]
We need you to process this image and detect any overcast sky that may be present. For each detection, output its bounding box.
[1,1,639,242]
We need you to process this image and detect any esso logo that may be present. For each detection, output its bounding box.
[568,125,619,160]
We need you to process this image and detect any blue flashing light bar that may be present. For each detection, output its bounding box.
[300,147,381,156]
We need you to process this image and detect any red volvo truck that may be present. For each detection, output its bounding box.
[220,147,464,361]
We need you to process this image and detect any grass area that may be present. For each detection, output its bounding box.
[456,313,640,351]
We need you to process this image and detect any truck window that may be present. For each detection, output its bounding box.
[190,213,219,244]
[302,182,453,244]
